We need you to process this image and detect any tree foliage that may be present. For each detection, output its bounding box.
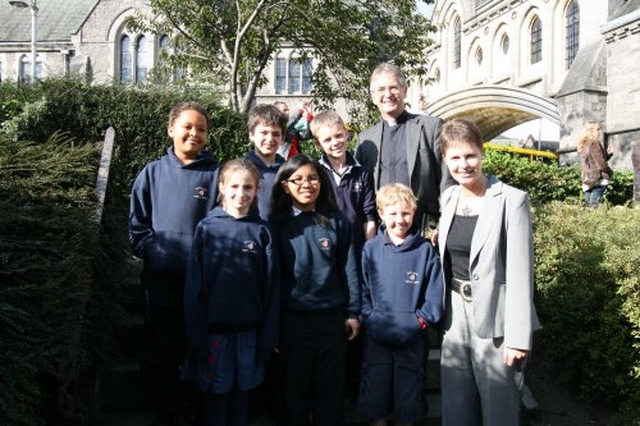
[127,0,437,121]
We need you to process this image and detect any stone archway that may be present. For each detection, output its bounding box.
[425,85,560,141]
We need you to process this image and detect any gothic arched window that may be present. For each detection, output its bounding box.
[530,17,542,64]
[136,35,148,82]
[120,35,131,83]
[566,0,580,69]
[453,17,462,68]
[275,56,286,94]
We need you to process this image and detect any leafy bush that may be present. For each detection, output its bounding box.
[483,150,634,206]
[533,203,640,418]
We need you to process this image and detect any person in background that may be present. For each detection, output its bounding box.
[577,120,614,207]
[269,154,361,425]
[245,104,288,220]
[182,159,280,426]
[356,183,444,426]
[631,140,640,205]
[356,62,455,237]
[434,118,540,426]
[310,110,378,402]
[128,101,219,425]
[274,100,314,159]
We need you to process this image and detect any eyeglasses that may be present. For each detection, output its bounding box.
[372,85,403,95]
[285,175,320,186]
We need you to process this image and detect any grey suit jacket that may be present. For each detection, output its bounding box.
[355,112,454,231]
[438,175,541,350]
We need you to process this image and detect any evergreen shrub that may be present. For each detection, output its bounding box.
[0,78,249,424]
[0,132,100,424]
[533,203,640,419]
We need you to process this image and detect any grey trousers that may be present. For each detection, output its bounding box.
[440,290,524,426]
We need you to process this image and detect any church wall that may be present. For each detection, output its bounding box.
[603,11,640,167]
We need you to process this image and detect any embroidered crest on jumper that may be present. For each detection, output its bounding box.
[405,271,419,285]
[242,240,258,253]
[353,182,363,193]
[318,238,331,252]
[194,186,208,199]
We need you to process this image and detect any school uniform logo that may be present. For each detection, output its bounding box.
[405,271,419,285]
[194,186,208,199]
[242,240,258,253]
[353,182,363,193]
[318,238,331,252]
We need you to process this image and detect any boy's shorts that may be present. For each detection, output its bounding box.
[356,334,426,423]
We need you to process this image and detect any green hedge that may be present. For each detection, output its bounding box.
[483,149,634,206]
[0,132,100,424]
[0,78,249,424]
[533,204,640,419]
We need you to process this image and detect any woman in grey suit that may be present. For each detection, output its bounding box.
[434,118,540,425]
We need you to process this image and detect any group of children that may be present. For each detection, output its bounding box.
[129,101,445,426]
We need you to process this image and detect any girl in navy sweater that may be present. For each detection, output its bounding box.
[182,159,280,426]
[269,154,361,426]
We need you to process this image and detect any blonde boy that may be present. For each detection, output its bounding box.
[357,183,444,426]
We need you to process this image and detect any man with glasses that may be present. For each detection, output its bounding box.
[356,63,454,237]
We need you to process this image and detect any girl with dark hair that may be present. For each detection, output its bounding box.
[269,154,361,425]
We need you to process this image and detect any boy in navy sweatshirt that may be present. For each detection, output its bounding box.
[356,183,444,426]
[245,104,288,220]
[310,110,377,400]
[129,101,219,424]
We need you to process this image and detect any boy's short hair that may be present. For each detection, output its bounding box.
[310,110,345,139]
[247,104,288,134]
[168,101,210,131]
[376,183,418,212]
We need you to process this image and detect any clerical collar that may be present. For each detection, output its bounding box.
[383,110,408,127]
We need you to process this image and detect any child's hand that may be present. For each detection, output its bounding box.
[430,229,439,247]
[345,318,360,341]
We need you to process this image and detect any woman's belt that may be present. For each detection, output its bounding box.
[452,277,472,303]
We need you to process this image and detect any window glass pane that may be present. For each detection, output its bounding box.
[275,58,286,94]
[136,35,148,82]
[20,60,29,82]
[19,57,42,82]
[120,35,131,83]
[530,18,542,64]
[159,34,170,51]
[565,1,580,69]
[454,18,461,68]
[288,59,301,93]
[501,34,510,55]
[302,59,313,94]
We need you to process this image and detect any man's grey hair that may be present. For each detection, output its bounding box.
[370,63,407,91]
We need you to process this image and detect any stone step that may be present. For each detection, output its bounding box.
[101,357,148,412]
[114,312,145,360]
[104,393,442,426]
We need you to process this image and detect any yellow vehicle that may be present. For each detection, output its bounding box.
[484,143,559,163]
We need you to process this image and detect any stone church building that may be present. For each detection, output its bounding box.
[1,0,638,167]
[410,0,640,167]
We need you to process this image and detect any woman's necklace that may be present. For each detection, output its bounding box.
[461,205,474,216]
[458,177,487,216]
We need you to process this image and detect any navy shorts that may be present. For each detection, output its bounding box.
[356,334,426,423]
